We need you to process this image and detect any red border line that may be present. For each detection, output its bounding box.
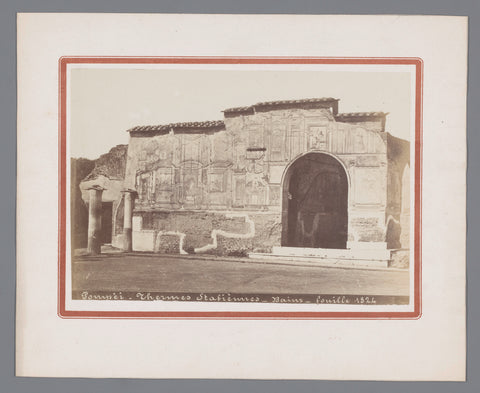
[58,56,423,320]
[58,58,67,317]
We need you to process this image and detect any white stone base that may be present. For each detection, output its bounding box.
[132,230,156,252]
[111,234,125,250]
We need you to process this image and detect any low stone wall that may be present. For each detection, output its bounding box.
[248,213,282,253]
[132,210,281,255]
[154,233,182,254]
[216,236,253,257]
[131,210,396,256]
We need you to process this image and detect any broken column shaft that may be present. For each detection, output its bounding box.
[87,185,105,255]
[122,189,137,252]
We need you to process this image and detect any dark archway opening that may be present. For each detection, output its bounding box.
[281,153,348,249]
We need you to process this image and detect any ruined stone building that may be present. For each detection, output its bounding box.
[78,98,410,264]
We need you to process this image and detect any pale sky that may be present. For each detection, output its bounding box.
[70,68,412,159]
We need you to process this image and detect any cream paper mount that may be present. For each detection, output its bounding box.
[16,14,467,380]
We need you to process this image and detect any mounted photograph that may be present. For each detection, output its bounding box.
[18,14,468,381]
[63,58,420,317]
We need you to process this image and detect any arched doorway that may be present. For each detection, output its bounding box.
[281,152,348,249]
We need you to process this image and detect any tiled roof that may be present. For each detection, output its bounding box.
[224,97,339,114]
[335,112,388,118]
[126,101,388,134]
[223,106,253,114]
[128,120,225,133]
[256,97,338,107]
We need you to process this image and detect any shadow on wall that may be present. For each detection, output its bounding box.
[70,157,95,249]
[386,218,402,249]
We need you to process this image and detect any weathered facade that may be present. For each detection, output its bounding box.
[80,98,410,262]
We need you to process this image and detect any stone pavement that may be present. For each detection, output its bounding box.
[72,252,409,296]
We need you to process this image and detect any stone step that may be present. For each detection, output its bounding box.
[248,253,389,268]
[270,246,391,261]
[249,246,392,269]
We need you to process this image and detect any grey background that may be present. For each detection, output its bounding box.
[1,1,477,392]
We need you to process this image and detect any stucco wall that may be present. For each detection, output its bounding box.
[125,108,388,209]
[124,105,400,252]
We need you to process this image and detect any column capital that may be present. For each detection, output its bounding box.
[87,185,106,191]
[122,188,138,197]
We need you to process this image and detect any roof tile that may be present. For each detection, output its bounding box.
[335,112,388,118]
[128,120,225,133]
[224,97,338,113]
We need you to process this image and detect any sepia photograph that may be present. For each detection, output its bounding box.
[16,14,467,381]
[64,59,419,317]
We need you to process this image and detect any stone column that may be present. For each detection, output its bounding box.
[122,189,137,252]
[87,185,105,255]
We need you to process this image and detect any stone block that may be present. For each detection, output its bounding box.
[132,230,156,252]
[132,216,143,231]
